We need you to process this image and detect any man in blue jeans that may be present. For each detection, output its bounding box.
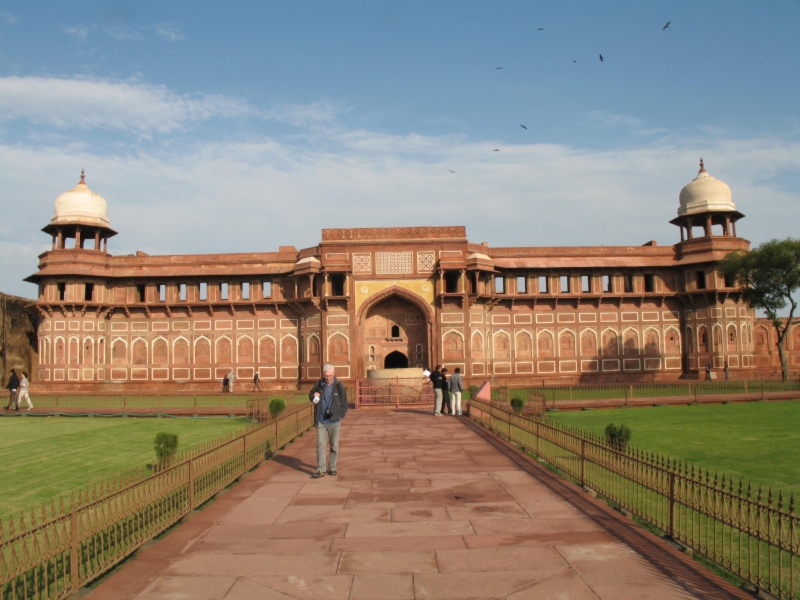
[308,364,348,478]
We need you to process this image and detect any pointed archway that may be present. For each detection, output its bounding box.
[384,351,409,369]
[356,287,433,377]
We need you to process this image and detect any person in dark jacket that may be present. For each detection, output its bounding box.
[308,364,348,478]
[5,369,20,412]
[429,365,445,416]
[440,368,452,415]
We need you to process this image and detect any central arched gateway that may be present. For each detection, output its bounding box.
[357,289,432,377]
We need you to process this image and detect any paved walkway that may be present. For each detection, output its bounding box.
[89,411,749,600]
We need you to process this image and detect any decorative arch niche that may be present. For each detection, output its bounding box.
[697,326,709,353]
[471,331,484,359]
[623,329,639,356]
[281,335,298,363]
[111,339,127,364]
[580,330,597,356]
[259,336,276,363]
[238,336,254,363]
[665,327,680,354]
[83,337,94,365]
[443,330,464,360]
[493,331,511,359]
[602,330,618,356]
[559,331,576,357]
[132,339,147,365]
[174,337,190,364]
[537,331,554,358]
[153,338,168,365]
[216,337,232,363]
[55,337,65,364]
[727,325,738,352]
[644,328,660,355]
[328,334,349,361]
[515,331,533,359]
[308,335,320,362]
[195,337,211,364]
[68,337,79,365]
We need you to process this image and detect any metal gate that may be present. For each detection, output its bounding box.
[355,377,435,408]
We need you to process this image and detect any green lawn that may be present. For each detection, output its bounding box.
[0,416,249,520]
[548,400,800,500]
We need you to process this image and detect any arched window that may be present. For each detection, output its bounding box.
[217,338,232,363]
[665,328,680,354]
[55,338,65,364]
[328,335,348,360]
[282,337,298,362]
[471,333,483,359]
[754,326,769,354]
[727,326,737,352]
[97,338,105,364]
[111,340,127,364]
[698,326,708,353]
[391,325,400,338]
[712,326,723,352]
[83,339,94,365]
[368,345,376,362]
[69,337,79,364]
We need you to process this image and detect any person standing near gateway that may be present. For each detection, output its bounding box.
[429,365,445,416]
[17,371,32,411]
[449,367,464,416]
[5,369,19,412]
[252,371,261,392]
[309,364,348,478]
[228,370,236,393]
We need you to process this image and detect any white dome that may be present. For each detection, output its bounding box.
[51,170,110,228]
[677,159,735,217]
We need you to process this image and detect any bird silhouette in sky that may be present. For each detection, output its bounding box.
[493,149,500,152]
[663,21,670,30]
[599,54,604,62]
[573,60,577,63]
[520,125,527,130]
[449,170,455,173]
[537,28,543,31]
[495,67,503,70]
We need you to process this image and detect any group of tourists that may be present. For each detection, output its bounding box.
[428,365,464,416]
[4,368,33,412]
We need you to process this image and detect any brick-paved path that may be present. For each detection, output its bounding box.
[88,411,750,600]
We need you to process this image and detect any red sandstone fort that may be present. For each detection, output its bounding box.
[16,161,798,392]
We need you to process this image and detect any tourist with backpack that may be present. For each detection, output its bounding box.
[5,369,19,412]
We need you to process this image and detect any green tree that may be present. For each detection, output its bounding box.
[719,238,800,382]
[268,398,286,420]
[153,432,179,467]
[604,423,631,452]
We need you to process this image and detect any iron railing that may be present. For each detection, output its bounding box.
[468,399,800,599]
[0,402,314,600]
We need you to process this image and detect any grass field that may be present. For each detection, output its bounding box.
[0,416,249,520]
[548,400,800,500]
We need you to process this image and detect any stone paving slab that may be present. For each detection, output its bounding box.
[88,410,752,600]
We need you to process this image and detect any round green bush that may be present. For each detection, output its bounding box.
[510,397,526,415]
[268,398,286,419]
[154,432,179,465]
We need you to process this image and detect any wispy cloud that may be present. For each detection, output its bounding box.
[0,11,19,25]
[104,25,142,41]
[154,23,184,42]
[0,76,255,134]
[577,110,669,136]
[64,25,93,41]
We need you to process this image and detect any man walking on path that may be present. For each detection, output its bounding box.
[429,365,445,416]
[17,371,32,411]
[308,364,348,478]
[252,372,261,392]
[5,369,19,412]
[449,366,464,415]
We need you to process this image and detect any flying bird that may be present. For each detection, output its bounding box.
[663,21,670,30]
[520,125,527,130]
[493,149,500,152]
[599,54,604,62]
[495,66,503,70]
[449,170,455,173]
[573,60,577,63]
[537,28,543,31]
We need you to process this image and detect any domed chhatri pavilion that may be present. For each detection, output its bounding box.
[23,162,796,391]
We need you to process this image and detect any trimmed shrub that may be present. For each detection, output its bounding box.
[268,398,286,420]
[154,432,179,466]
[510,397,526,415]
[604,423,632,452]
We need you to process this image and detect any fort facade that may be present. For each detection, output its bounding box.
[23,163,799,392]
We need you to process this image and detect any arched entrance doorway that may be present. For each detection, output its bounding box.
[384,351,409,369]
[359,292,430,376]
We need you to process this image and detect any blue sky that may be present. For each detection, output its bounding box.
[0,1,798,299]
